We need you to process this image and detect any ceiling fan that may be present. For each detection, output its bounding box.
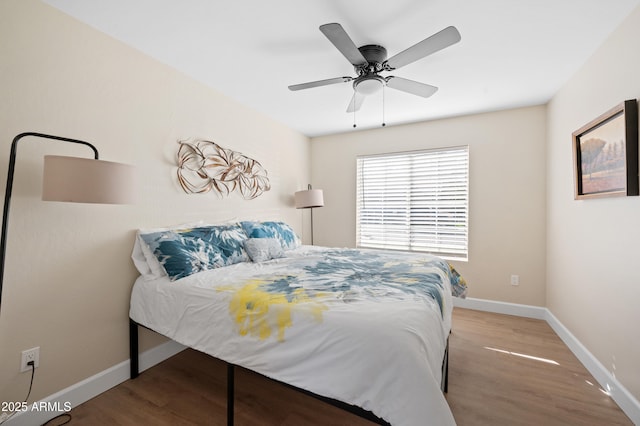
[288,23,461,113]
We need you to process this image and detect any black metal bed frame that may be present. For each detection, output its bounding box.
[129,318,449,426]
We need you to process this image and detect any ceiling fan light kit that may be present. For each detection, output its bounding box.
[354,75,384,95]
[288,23,461,128]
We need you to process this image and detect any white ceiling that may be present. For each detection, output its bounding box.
[43,0,640,137]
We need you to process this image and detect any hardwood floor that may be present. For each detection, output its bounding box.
[66,308,632,425]
[446,308,631,426]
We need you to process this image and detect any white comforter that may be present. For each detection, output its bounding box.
[130,246,457,425]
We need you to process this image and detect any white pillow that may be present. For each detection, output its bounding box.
[131,234,154,278]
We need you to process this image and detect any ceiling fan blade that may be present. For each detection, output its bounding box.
[320,23,368,67]
[288,76,353,91]
[346,92,365,113]
[386,76,438,98]
[385,26,461,70]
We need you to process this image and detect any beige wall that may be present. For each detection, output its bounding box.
[0,0,310,404]
[546,5,640,401]
[311,106,547,306]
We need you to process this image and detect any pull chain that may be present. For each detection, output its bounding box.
[353,92,357,128]
[382,85,386,127]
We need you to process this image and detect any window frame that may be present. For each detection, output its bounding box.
[356,145,469,261]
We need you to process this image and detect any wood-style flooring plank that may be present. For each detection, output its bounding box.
[66,308,632,425]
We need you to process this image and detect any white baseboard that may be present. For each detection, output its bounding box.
[544,310,640,425]
[6,299,640,425]
[453,297,640,424]
[452,296,547,319]
[4,340,185,426]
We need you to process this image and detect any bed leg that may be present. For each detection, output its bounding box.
[444,349,449,393]
[227,363,234,426]
[129,318,139,379]
[442,336,449,393]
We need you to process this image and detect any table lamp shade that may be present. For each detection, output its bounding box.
[294,189,324,209]
[42,155,136,204]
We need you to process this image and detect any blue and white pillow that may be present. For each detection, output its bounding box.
[240,221,301,250]
[133,221,205,280]
[140,224,249,281]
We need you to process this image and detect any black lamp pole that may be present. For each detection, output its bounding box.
[0,132,99,315]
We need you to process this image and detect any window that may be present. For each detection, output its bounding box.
[356,146,469,260]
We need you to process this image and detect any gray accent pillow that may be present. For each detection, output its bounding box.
[243,238,285,262]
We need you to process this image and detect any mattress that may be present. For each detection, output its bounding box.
[130,245,459,425]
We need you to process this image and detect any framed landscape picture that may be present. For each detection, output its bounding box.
[572,99,638,200]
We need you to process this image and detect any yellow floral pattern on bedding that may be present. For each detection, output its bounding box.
[221,278,328,341]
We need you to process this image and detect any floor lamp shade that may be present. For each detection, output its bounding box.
[42,155,136,204]
[294,189,324,209]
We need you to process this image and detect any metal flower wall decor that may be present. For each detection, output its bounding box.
[177,139,271,200]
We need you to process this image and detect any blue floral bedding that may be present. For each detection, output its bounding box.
[227,248,465,319]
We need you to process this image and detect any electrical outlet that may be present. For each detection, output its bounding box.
[20,347,39,372]
[510,275,520,286]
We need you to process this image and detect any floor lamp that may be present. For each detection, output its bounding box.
[294,184,324,245]
[0,132,136,315]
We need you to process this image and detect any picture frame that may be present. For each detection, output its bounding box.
[572,99,638,200]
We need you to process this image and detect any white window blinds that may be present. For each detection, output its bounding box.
[356,146,469,260]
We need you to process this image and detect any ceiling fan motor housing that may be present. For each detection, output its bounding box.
[357,45,387,72]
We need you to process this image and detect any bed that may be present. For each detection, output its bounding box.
[129,221,467,426]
